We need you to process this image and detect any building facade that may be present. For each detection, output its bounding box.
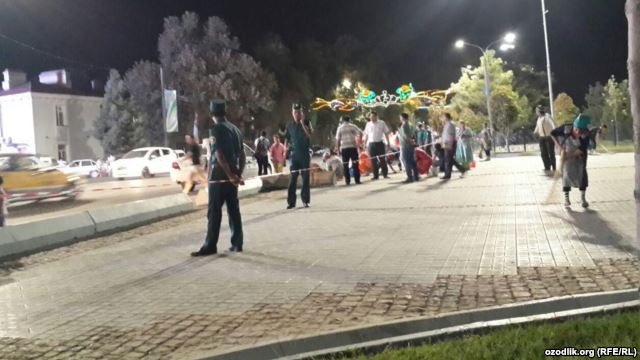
[0,69,104,161]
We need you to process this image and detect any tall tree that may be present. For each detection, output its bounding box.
[553,92,579,125]
[604,76,632,144]
[158,12,277,137]
[124,61,164,146]
[94,70,137,156]
[625,0,640,245]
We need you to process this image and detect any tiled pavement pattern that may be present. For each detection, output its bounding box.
[0,153,638,359]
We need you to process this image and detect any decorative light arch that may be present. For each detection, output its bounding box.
[312,84,449,112]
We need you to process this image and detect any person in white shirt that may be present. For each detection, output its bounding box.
[533,106,557,173]
[335,115,363,185]
[363,111,391,180]
[441,113,466,180]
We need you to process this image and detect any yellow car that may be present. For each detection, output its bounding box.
[0,153,81,203]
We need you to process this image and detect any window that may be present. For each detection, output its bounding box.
[162,149,170,156]
[82,160,93,167]
[149,150,161,159]
[55,105,65,126]
[58,144,67,161]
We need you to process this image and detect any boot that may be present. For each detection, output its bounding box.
[564,192,571,208]
[581,191,589,208]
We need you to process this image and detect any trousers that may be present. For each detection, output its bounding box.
[203,182,243,251]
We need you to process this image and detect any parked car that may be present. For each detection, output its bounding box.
[174,149,186,158]
[169,144,264,191]
[0,153,80,203]
[111,147,178,179]
[62,159,101,178]
[37,156,64,169]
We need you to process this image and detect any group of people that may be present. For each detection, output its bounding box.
[191,99,610,257]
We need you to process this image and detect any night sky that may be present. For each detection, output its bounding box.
[0,0,628,105]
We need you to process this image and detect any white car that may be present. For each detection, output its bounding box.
[63,159,101,178]
[112,147,178,179]
[174,149,186,158]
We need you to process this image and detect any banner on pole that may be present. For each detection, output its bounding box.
[164,89,179,133]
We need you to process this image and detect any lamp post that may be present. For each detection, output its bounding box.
[454,32,516,144]
[540,0,555,120]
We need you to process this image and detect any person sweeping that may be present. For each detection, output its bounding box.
[550,114,592,209]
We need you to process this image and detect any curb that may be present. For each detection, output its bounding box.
[193,288,640,360]
[0,193,194,261]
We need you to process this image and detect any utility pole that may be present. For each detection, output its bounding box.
[160,67,168,147]
[541,0,556,120]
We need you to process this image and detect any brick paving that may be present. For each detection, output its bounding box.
[0,153,638,359]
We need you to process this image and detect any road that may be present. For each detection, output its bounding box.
[6,175,184,225]
[0,153,637,359]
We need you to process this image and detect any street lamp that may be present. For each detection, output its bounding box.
[342,78,352,89]
[453,32,516,142]
[540,0,555,120]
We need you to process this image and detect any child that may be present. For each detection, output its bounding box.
[0,176,7,227]
[551,115,591,208]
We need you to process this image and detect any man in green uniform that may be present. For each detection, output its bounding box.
[285,103,312,209]
[191,100,246,256]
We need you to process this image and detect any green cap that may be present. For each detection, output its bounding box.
[210,99,226,116]
[573,114,591,129]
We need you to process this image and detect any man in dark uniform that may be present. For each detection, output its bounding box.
[285,103,312,209]
[191,100,246,256]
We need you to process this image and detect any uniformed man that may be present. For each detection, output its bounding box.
[285,103,312,209]
[191,100,246,256]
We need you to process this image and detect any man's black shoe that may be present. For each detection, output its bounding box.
[191,248,217,257]
[287,205,295,210]
[355,181,362,185]
[303,203,310,208]
[440,176,451,180]
[383,176,390,179]
[402,178,413,184]
[228,246,243,253]
[371,177,379,181]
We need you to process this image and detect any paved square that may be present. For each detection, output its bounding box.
[0,153,638,359]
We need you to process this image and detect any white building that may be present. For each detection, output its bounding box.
[0,68,104,161]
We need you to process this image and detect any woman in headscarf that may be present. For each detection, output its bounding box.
[455,120,474,170]
[551,114,592,208]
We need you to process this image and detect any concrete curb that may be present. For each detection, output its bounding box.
[193,288,640,360]
[0,193,194,261]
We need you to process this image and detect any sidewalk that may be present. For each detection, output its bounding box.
[0,153,638,359]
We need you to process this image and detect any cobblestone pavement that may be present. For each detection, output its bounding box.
[0,153,638,359]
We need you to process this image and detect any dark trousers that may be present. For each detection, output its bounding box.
[203,182,243,251]
[341,147,360,184]
[563,155,589,192]
[539,137,556,171]
[401,147,419,181]
[288,155,310,206]
[436,148,445,171]
[480,146,491,158]
[368,141,388,179]
[256,155,269,175]
[444,142,465,178]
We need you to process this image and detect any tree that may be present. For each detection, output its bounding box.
[158,12,277,138]
[625,0,640,244]
[124,61,164,146]
[584,81,606,124]
[449,51,524,135]
[508,63,550,111]
[94,70,137,155]
[604,76,632,144]
[553,92,579,125]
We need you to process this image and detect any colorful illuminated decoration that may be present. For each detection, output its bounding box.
[312,84,448,112]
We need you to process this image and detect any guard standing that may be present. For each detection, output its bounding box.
[191,100,246,256]
[285,103,312,209]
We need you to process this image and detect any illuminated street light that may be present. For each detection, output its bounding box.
[453,32,517,148]
[504,32,516,43]
[342,78,352,89]
[499,43,516,51]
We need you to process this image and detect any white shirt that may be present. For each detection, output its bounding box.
[364,120,390,144]
[442,120,456,146]
[534,114,556,137]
